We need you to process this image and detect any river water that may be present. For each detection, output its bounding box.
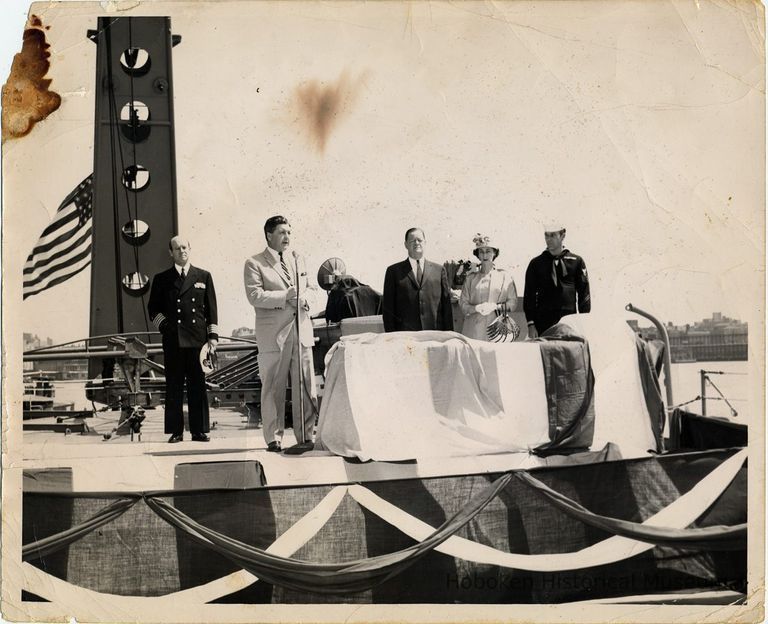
[670,360,750,421]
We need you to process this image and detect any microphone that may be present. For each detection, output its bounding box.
[292,250,307,277]
[292,251,302,308]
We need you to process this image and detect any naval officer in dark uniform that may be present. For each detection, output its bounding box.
[148,236,219,442]
[523,224,591,338]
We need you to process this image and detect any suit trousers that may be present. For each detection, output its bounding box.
[163,337,209,435]
[257,328,317,444]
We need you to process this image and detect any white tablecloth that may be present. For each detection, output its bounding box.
[315,331,550,461]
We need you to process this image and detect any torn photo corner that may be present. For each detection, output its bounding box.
[1,1,764,623]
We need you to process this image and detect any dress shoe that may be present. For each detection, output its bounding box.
[168,433,183,443]
[266,441,282,452]
[191,432,210,442]
[283,441,315,455]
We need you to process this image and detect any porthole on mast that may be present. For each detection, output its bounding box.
[120,48,151,76]
[122,272,150,294]
[122,165,150,191]
[121,220,150,244]
[120,101,151,142]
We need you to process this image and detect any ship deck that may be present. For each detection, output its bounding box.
[22,406,559,492]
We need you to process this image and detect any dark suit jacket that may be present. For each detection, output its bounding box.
[382,259,453,332]
[325,276,382,323]
[148,265,219,348]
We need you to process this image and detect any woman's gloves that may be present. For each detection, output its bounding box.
[474,302,497,316]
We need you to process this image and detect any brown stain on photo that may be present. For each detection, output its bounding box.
[292,71,367,154]
[2,15,62,143]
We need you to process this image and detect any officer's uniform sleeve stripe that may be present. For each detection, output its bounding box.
[207,323,219,335]
[152,313,166,330]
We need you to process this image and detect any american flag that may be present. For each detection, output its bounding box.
[23,175,93,300]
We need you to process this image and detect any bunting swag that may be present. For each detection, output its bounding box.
[21,449,746,602]
[634,336,666,451]
[22,498,138,561]
[145,472,515,595]
[533,324,596,455]
[515,471,746,551]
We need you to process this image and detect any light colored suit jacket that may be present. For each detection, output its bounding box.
[459,268,518,341]
[244,249,314,353]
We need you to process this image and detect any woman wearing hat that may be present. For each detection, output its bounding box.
[459,234,519,341]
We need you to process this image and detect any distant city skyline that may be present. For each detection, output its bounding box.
[25,310,750,351]
[630,311,748,331]
[628,312,748,363]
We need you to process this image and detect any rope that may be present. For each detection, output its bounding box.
[111,17,152,334]
[704,376,739,417]
[103,20,125,332]
[671,396,703,409]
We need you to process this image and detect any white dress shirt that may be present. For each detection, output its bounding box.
[408,257,425,278]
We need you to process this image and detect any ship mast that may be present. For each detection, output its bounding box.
[86,17,181,377]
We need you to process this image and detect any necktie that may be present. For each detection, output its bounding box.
[416,261,423,284]
[180,268,185,280]
[279,252,293,285]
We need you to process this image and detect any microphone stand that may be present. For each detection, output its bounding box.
[283,251,314,455]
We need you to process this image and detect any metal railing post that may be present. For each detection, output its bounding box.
[626,304,674,409]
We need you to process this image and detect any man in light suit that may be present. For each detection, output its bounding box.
[382,227,454,332]
[148,236,218,443]
[244,216,318,452]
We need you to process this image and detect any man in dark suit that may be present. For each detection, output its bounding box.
[148,236,219,442]
[382,227,454,332]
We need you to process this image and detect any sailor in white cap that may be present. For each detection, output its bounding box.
[523,223,591,337]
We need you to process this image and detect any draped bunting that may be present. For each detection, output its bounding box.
[22,497,139,561]
[144,473,514,595]
[533,324,595,454]
[345,448,746,573]
[634,335,666,451]
[515,471,746,550]
[21,449,746,600]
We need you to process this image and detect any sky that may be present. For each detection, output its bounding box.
[2,0,764,346]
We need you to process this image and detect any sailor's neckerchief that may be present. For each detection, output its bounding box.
[549,248,570,287]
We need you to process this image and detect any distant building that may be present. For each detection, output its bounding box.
[218,327,257,366]
[629,313,748,362]
[232,326,254,338]
[23,335,89,379]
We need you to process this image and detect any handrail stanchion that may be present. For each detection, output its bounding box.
[700,369,707,416]
[626,304,674,409]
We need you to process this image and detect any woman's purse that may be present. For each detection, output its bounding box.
[486,302,520,342]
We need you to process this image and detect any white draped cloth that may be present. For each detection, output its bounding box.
[315,331,550,461]
[316,315,660,461]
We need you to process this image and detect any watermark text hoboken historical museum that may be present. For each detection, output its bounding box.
[445,572,743,592]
